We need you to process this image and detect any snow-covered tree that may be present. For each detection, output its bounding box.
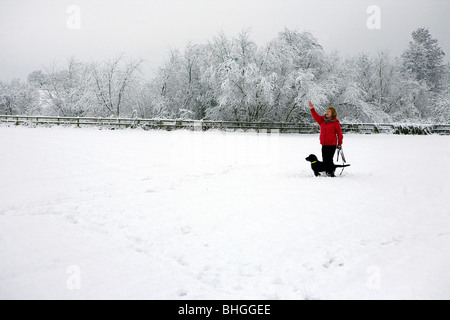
[3,27,448,125]
[127,81,159,119]
[91,55,144,117]
[0,79,40,115]
[28,58,95,116]
[255,28,333,122]
[205,30,269,121]
[428,63,450,123]
[326,53,384,123]
[151,48,198,119]
[401,28,446,93]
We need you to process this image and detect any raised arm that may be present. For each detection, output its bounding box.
[309,101,323,124]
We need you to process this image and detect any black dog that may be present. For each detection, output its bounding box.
[305,154,350,177]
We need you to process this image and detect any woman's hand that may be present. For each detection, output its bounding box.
[308,101,314,110]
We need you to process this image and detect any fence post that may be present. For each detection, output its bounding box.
[193,120,202,131]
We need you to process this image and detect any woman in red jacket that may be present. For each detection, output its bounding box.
[308,101,343,177]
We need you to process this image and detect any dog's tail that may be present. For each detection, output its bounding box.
[335,164,351,168]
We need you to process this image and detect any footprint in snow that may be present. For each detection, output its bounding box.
[380,236,403,246]
[322,257,344,269]
[181,226,192,234]
[177,289,188,297]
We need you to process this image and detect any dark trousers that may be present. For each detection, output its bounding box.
[322,145,337,175]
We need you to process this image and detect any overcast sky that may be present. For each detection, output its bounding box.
[1,0,449,81]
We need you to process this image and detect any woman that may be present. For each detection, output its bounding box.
[308,101,343,177]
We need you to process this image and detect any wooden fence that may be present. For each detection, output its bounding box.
[1,114,450,135]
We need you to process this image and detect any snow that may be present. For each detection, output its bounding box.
[1,125,449,300]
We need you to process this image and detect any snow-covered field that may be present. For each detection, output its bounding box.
[1,125,449,300]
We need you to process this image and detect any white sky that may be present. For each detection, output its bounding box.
[0,0,449,81]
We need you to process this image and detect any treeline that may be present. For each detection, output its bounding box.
[1,28,449,123]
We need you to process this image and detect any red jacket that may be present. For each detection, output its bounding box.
[310,108,343,147]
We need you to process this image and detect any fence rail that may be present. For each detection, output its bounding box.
[1,114,450,135]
